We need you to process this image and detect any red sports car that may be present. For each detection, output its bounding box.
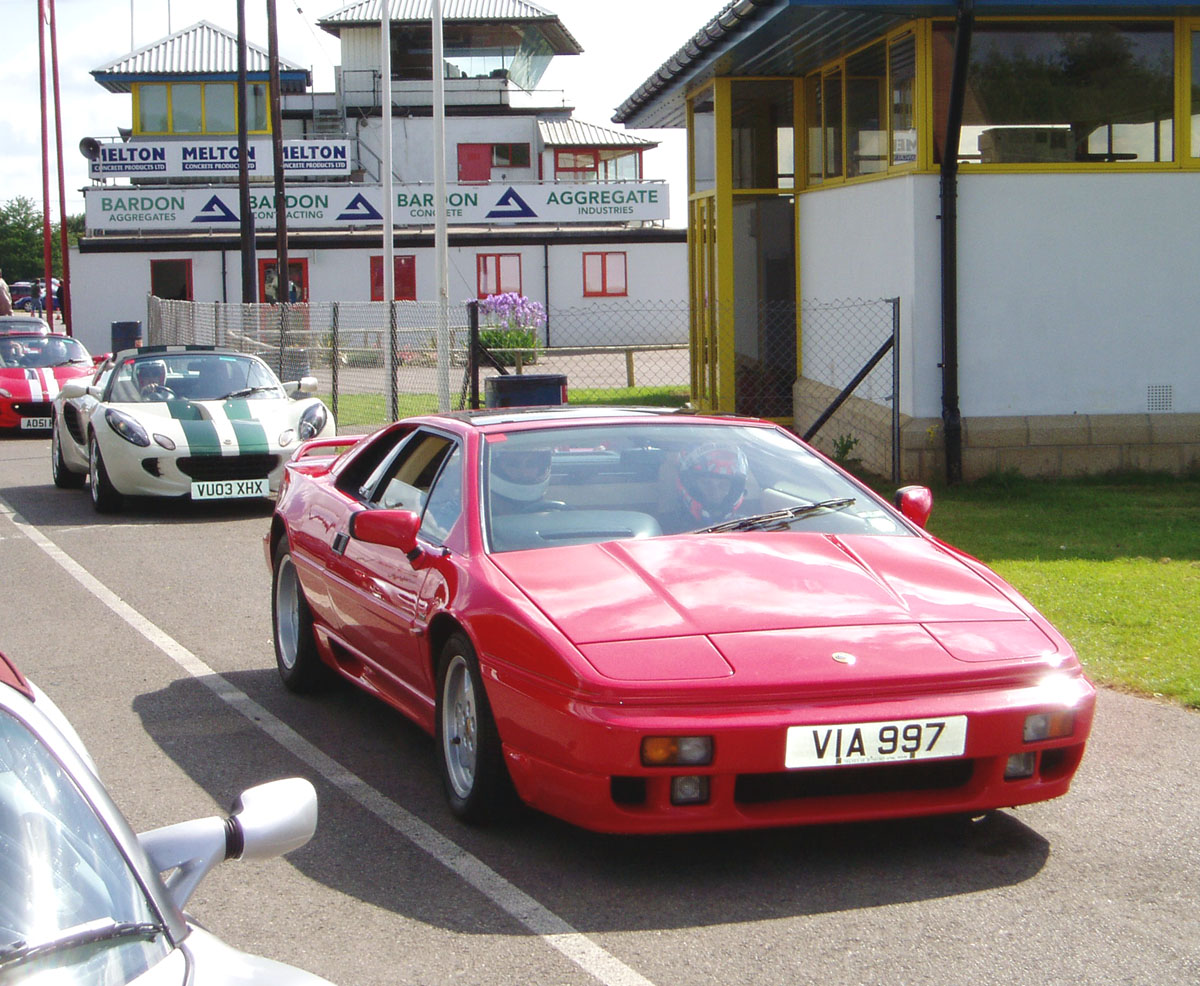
[0,332,96,431]
[266,408,1095,834]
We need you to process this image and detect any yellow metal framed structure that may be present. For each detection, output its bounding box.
[132,81,271,137]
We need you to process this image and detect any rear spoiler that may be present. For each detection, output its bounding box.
[290,434,365,462]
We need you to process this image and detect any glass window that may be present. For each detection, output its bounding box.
[846,43,887,177]
[1192,29,1200,157]
[137,84,168,133]
[824,69,843,178]
[172,84,204,134]
[419,444,463,544]
[691,86,717,194]
[555,149,598,180]
[206,83,237,133]
[583,252,627,297]
[934,20,1175,165]
[805,75,824,185]
[247,83,269,132]
[731,80,795,189]
[0,709,171,983]
[477,254,522,298]
[493,143,530,168]
[890,34,918,166]
[599,149,640,181]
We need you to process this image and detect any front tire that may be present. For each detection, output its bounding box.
[88,435,122,513]
[435,632,517,825]
[51,419,84,489]
[272,538,331,693]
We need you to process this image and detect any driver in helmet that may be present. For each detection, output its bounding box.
[671,442,748,529]
[488,445,554,513]
[135,360,171,399]
[0,338,22,366]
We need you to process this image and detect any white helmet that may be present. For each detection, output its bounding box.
[490,447,552,503]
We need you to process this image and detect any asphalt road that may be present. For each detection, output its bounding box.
[0,432,1197,986]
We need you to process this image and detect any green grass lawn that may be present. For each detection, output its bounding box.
[920,473,1200,709]
[323,386,689,429]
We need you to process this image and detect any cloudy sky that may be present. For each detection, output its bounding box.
[1,0,710,224]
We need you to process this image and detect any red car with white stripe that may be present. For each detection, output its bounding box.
[0,333,97,431]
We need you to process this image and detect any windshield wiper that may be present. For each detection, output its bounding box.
[693,497,857,534]
[223,386,275,399]
[0,920,165,970]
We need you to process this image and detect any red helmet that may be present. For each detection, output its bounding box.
[678,443,748,522]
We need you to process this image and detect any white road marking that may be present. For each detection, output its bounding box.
[0,496,655,986]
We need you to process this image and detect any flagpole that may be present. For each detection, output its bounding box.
[381,0,397,420]
[432,0,450,412]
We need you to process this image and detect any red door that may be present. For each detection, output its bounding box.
[457,143,491,182]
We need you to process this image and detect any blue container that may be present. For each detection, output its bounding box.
[484,373,567,408]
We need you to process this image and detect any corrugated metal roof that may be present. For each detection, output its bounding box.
[318,0,582,52]
[615,0,1200,128]
[538,119,657,149]
[92,20,309,92]
[321,0,557,24]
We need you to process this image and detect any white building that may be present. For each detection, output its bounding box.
[72,1,686,355]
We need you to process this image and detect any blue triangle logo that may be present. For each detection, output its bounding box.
[486,187,537,219]
[192,195,239,223]
[337,193,383,222]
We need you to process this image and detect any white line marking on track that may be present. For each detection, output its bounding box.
[0,496,656,986]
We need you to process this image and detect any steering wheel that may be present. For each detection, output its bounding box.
[140,385,175,400]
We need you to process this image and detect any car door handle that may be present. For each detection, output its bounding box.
[332,531,350,555]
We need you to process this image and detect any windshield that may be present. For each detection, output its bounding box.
[0,710,169,984]
[0,336,89,369]
[108,353,284,403]
[483,422,910,552]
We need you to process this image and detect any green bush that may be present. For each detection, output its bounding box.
[479,327,540,367]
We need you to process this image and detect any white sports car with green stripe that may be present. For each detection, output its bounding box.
[51,346,335,512]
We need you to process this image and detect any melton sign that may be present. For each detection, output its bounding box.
[84,182,670,230]
[87,139,353,178]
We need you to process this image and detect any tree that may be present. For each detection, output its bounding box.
[0,196,84,282]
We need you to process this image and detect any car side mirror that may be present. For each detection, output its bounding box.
[894,485,933,528]
[351,507,422,560]
[59,381,89,400]
[286,375,319,394]
[138,777,317,910]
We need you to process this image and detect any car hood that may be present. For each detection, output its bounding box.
[107,398,317,454]
[0,365,92,399]
[491,533,1065,682]
[182,926,336,985]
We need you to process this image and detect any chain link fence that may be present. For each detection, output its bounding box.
[147,297,690,433]
[795,297,900,482]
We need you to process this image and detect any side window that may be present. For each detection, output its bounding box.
[419,444,463,545]
[334,426,417,497]
[368,431,455,513]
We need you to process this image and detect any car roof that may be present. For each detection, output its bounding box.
[0,649,33,699]
[0,316,51,334]
[418,405,769,432]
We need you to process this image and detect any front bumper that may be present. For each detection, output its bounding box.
[488,667,1097,834]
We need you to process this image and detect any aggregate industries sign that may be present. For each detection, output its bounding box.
[84,182,669,230]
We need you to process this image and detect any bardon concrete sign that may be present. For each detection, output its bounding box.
[83,182,669,230]
[87,139,352,178]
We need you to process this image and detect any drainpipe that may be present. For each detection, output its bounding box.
[940,0,973,484]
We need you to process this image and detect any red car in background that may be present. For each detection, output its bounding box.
[266,408,1095,835]
[0,332,96,431]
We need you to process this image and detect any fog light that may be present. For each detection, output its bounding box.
[670,775,710,805]
[641,736,713,766]
[1005,752,1037,780]
[1023,711,1075,743]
